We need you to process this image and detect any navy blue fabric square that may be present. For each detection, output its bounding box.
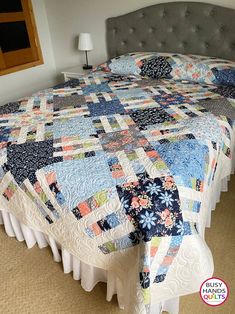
[0,102,20,114]
[88,99,125,117]
[130,107,175,130]
[213,85,235,99]
[212,68,235,87]
[6,140,62,184]
[0,127,10,142]
[140,56,172,79]
[53,79,80,89]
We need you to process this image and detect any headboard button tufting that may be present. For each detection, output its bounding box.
[179,41,187,48]
[158,41,166,47]
[184,10,190,17]
[149,27,155,33]
[205,9,215,17]
[107,2,235,61]
[139,41,146,47]
[220,25,225,32]
[159,10,166,17]
[209,9,215,16]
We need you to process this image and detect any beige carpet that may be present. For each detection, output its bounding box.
[0,176,234,314]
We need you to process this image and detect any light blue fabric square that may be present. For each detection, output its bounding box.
[53,116,95,139]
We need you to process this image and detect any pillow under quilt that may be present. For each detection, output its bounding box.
[95,52,235,86]
[94,52,157,76]
[166,53,235,85]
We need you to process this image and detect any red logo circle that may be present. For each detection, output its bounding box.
[200,277,229,306]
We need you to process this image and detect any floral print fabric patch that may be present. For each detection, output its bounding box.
[117,173,183,241]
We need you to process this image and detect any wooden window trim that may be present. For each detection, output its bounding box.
[0,0,44,76]
[0,12,25,22]
[0,57,42,76]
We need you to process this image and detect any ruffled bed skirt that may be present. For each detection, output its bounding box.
[0,209,179,314]
[1,154,234,314]
[205,173,232,228]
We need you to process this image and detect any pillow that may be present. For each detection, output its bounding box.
[94,52,235,86]
[167,53,235,85]
[94,52,158,75]
[169,59,216,84]
[212,68,235,86]
[140,56,172,79]
[108,55,141,75]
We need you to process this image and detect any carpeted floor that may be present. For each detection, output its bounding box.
[0,176,234,314]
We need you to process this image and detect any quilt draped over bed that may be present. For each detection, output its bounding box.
[0,70,234,313]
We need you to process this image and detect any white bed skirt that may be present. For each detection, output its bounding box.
[0,209,179,314]
[0,154,234,314]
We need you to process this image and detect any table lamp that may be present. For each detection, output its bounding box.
[78,33,93,69]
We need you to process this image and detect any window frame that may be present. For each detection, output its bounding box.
[0,0,43,76]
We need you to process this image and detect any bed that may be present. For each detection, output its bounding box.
[1,2,235,314]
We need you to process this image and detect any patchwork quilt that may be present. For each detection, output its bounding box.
[0,70,234,313]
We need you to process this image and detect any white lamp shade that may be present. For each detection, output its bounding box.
[78,33,93,51]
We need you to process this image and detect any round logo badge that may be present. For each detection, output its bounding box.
[200,277,229,306]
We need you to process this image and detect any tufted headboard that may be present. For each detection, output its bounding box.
[106,2,235,61]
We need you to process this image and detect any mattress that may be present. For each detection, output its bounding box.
[0,70,234,313]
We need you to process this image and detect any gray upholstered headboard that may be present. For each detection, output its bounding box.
[106,2,235,61]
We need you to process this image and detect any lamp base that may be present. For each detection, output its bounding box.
[83,64,93,70]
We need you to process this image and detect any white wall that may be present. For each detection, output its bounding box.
[44,0,235,74]
[0,0,56,105]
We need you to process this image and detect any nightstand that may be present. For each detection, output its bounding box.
[61,65,92,82]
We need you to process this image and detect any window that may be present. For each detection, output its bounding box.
[0,0,43,75]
